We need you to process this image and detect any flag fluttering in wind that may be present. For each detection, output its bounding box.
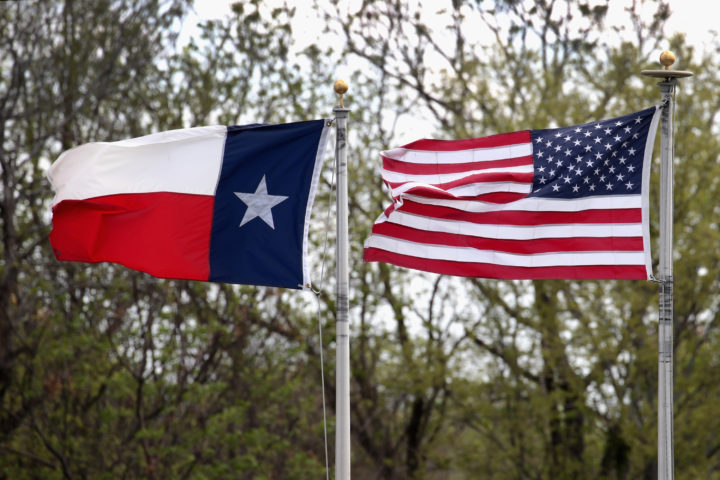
[48,120,330,289]
[364,107,660,280]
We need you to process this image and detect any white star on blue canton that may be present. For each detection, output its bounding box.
[234,175,288,229]
[530,108,653,199]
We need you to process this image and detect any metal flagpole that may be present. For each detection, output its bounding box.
[641,51,692,480]
[333,79,352,480]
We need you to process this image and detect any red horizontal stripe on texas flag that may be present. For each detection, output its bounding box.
[363,247,648,280]
[370,222,644,254]
[382,155,533,175]
[50,192,213,280]
[396,201,643,225]
[400,131,531,151]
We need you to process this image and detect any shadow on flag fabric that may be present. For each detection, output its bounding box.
[48,119,330,289]
[364,107,661,280]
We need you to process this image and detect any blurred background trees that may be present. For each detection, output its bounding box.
[1,0,718,479]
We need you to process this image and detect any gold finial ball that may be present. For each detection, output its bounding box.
[334,79,349,95]
[660,51,676,69]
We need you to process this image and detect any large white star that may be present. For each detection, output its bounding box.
[234,175,288,229]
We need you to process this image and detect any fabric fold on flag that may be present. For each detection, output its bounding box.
[48,119,330,289]
[364,107,661,280]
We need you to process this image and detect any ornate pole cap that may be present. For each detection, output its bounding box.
[642,50,693,79]
[334,79,349,108]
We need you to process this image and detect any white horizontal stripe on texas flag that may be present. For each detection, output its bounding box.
[49,126,227,204]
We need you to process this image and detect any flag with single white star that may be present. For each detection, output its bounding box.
[364,106,660,279]
[48,119,330,289]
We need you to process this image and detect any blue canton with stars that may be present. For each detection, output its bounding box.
[528,107,657,199]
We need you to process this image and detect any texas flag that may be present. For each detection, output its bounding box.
[48,119,330,289]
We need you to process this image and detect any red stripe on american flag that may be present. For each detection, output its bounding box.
[370,222,644,254]
[382,155,533,175]
[396,201,643,225]
[363,247,648,280]
[477,192,531,203]
[401,131,531,151]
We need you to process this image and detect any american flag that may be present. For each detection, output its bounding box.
[363,106,660,280]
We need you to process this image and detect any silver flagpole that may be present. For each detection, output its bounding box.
[642,51,692,480]
[333,79,351,480]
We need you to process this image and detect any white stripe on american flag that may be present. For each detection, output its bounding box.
[381,164,533,184]
[365,235,646,267]
[400,193,642,212]
[382,142,533,164]
[382,210,643,239]
[391,181,533,198]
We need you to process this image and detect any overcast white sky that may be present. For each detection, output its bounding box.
[186,0,719,61]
